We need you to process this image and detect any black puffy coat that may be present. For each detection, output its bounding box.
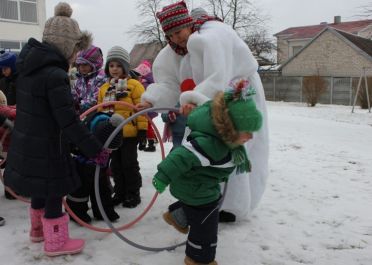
[4,38,102,198]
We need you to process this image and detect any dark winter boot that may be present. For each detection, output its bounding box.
[144,139,156,152]
[122,191,141,208]
[218,210,236,223]
[92,207,120,222]
[138,141,146,151]
[65,198,92,224]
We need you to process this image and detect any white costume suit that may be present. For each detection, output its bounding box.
[142,21,269,218]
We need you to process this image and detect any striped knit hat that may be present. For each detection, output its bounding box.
[105,46,130,76]
[76,45,103,72]
[43,2,92,60]
[156,1,194,35]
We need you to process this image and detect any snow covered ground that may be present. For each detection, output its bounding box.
[1,101,372,265]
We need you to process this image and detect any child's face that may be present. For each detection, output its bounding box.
[1,67,12,77]
[168,27,193,48]
[108,61,125,79]
[234,132,253,145]
[78,63,93,75]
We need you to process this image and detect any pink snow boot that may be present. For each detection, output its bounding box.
[41,214,85,257]
[29,208,44,242]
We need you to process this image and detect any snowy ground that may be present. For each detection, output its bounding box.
[1,101,372,265]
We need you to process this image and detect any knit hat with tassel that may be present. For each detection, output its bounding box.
[211,78,263,173]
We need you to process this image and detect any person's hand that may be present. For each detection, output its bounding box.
[93,148,111,167]
[3,118,14,132]
[152,176,168,194]
[179,103,196,116]
[136,101,153,111]
[168,111,177,123]
[137,130,147,145]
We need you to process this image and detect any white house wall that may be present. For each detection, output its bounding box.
[0,0,46,49]
[282,30,372,77]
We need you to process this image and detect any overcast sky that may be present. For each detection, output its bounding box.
[46,0,371,58]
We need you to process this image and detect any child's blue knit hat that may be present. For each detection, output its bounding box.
[0,51,17,73]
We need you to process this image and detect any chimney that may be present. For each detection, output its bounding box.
[334,16,341,24]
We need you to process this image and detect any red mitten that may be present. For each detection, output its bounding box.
[180,79,196,92]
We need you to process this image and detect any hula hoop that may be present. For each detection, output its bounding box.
[0,128,31,203]
[94,107,188,251]
[66,101,169,232]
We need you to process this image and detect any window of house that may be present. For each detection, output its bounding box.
[0,40,21,50]
[292,46,303,56]
[0,0,37,23]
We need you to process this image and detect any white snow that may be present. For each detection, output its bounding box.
[1,101,372,265]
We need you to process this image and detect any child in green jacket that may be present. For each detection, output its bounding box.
[152,79,263,265]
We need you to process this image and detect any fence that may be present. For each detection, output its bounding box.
[260,74,363,106]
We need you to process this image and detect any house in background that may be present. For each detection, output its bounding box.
[275,16,372,64]
[0,0,46,52]
[280,27,372,77]
[261,17,372,105]
[129,42,164,69]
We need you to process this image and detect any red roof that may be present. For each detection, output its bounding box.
[275,19,372,39]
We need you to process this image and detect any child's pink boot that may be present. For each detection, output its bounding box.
[29,208,44,242]
[41,214,85,257]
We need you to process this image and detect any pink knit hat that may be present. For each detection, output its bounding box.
[134,60,152,76]
[156,1,194,35]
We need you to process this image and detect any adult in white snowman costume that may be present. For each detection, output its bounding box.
[137,1,269,221]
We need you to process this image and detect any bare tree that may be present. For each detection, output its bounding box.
[244,29,275,61]
[202,0,275,62]
[127,0,166,46]
[203,0,263,37]
[356,2,372,18]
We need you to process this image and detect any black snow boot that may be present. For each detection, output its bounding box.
[218,210,236,223]
[66,198,92,224]
[122,191,141,208]
[144,139,156,152]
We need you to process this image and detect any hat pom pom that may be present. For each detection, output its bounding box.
[54,2,73,17]
[225,78,256,101]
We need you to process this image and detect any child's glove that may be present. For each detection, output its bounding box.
[168,111,177,123]
[93,148,111,167]
[3,118,14,131]
[152,176,167,194]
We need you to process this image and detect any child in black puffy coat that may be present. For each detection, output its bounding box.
[66,112,124,223]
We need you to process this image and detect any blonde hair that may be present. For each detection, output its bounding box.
[0,90,7,106]
[211,91,239,144]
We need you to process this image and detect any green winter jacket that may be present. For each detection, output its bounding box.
[154,102,236,206]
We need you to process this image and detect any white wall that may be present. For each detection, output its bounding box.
[0,0,46,49]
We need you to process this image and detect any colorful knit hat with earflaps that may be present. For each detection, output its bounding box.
[156,1,194,35]
[75,45,103,72]
[211,78,263,173]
